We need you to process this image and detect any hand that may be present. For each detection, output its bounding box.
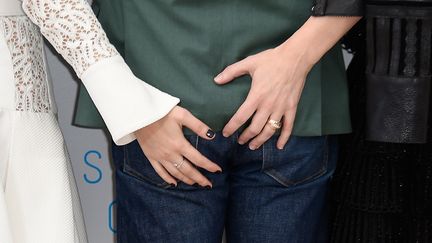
[215,16,361,150]
[134,106,222,188]
[214,44,312,150]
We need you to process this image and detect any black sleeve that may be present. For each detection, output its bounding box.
[311,0,364,16]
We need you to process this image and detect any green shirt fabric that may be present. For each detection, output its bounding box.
[74,0,351,136]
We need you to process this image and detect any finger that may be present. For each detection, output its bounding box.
[249,113,284,150]
[160,160,195,185]
[148,159,178,186]
[181,109,216,140]
[214,57,252,84]
[237,109,271,145]
[176,159,212,187]
[182,142,222,172]
[222,92,258,137]
[277,111,296,150]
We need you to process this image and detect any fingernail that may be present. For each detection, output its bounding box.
[205,185,212,190]
[206,129,216,139]
[222,131,229,138]
[170,183,177,187]
[214,74,222,83]
[238,139,245,145]
[249,144,257,150]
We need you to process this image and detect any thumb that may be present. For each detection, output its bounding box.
[214,57,252,85]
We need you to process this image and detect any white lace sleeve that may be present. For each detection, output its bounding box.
[21,0,117,77]
[21,0,180,145]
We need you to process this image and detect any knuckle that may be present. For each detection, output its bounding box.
[183,179,194,185]
[233,116,246,126]
[173,140,186,151]
[196,178,207,185]
[248,127,261,136]
[178,143,188,152]
[153,167,163,175]
[160,150,171,159]
[264,128,275,137]
[175,107,189,120]
[286,100,298,110]
[181,165,193,174]
[224,65,234,73]
[198,124,208,135]
[171,170,182,178]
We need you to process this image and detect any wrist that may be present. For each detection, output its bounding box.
[276,39,316,73]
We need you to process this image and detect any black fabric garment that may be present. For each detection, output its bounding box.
[330,20,432,243]
[364,1,432,143]
[311,0,364,16]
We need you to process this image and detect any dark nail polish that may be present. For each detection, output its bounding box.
[206,129,216,139]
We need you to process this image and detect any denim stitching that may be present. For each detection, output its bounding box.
[122,144,170,188]
[125,165,171,189]
[262,136,329,187]
[195,135,199,149]
[122,145,128,169]
[261,139,266,171]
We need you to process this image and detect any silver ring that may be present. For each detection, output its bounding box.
[173,158,186,169]
[267,119,282,130]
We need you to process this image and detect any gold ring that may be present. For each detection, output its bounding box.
[267,119,282,130]
[173,158,186,169]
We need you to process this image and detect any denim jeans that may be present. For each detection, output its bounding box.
[112,132,338,243]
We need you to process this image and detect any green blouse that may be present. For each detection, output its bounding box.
[74,0,351,136]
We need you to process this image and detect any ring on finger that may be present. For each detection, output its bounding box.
[267,119,282,130]
[173,158,186,169]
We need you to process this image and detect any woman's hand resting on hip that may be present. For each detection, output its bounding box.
[134,106,221,188]
[214,16,361,150]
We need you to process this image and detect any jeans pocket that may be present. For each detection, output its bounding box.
[261,136,329,187]
[122,135,199,189]
[122,140,171,189]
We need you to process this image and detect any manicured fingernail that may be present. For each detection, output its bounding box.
[214,74,222,83]
[238,139,245,145]
[206,129,216,139]
[249,144,257,150]
[222,132,229,138]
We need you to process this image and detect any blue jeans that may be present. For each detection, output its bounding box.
[112,133,338,243]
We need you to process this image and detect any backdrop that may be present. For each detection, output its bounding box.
[45,46,116,243]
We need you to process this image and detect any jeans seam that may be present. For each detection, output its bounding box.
[122,145,128,169]
[195,135,199,149]
[261,140,266,171]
